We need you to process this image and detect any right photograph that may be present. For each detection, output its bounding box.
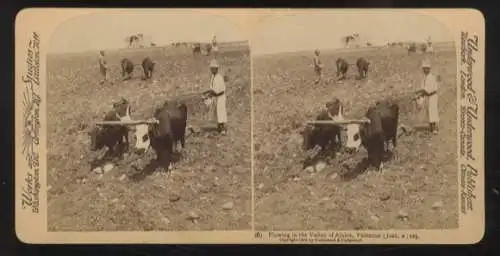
[252,12,459,230]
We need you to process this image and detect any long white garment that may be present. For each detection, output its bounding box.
[210,73,228,123]
[421,73,440,123]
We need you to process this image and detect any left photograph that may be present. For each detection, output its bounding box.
[46,12,251,231]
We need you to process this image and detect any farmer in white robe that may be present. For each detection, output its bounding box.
[207,59,227,135]
[415,60,440,134]
[313,49,324,84]
[98,51,108,84]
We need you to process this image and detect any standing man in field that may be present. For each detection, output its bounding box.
[206,59,227,135]
[98,51,109,84]
[211,35,219,57]
[415,60,440,134]
[313,49,324,84]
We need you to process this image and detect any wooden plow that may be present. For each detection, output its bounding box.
[93,119,159,126]
[304,118,371,126]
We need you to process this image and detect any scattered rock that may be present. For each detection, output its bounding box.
[103,163,114,173]
[187,211,200,222]
[222,201,234,210]
[257,183,265,190]
[329,173,339,180]
[315,161,327,172]
[169,194,181,202]
[432,201,443,209]
[397,210,409,220]
[304,166,315,173]
[199,186,210,193]
[161,217,170,225]
[380,192,391,201]
[92,167,103,174]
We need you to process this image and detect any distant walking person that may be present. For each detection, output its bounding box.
[313,49,324,84]
[98,51,109,84]
[415,60,440,134]
[211,36,219,57]
[206,59,227,135]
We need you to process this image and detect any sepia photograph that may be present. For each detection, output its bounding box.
[15,9,484,244]
[252,12,461,230]
[44,12,252,231]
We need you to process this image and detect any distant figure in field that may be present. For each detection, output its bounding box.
[211,35,219,57]
[98,51,108,84]
[415,60,440,134]
[312,49,324,84]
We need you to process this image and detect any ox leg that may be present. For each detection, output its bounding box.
[180,134,186,149]
[123,133,129,153]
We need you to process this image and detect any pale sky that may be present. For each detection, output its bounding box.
[49,12,247,53]
[252,12,454,55]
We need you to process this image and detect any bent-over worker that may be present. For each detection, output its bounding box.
[415,60,440,134]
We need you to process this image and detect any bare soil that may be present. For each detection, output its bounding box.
[47,43,252,231]
[253,44,459,230]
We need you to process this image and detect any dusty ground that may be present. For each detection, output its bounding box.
[253,43,459,230]
[46,43,252,231]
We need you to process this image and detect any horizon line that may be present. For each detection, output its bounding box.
[252,40,455,57]
[47,40,249,55]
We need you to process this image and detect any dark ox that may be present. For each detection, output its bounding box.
[336,58,349,80]
[356,57,370,79]
[133,102,188,171]
[121,58,135,80]
[141,57,156,80]
[301,99,344,166]
[89,99,132,160]
[344,101,399,170]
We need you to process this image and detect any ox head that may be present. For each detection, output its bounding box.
[133,124,151,155]
[113,98,132,122]
[343,123,363,153]
[342,116,372,153]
